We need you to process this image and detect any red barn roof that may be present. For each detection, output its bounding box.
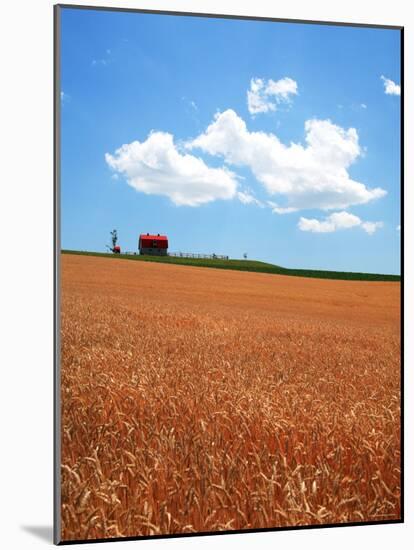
[139,234,168,249]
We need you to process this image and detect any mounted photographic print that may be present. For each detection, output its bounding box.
[54,3,403,544]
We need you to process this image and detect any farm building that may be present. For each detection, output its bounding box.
[139,233,168,256]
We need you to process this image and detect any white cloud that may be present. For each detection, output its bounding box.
[381,75,401,96]
[247,77,298,115]
[298,211,360,233]
[272,206,299,215]
[267,201,298,214]
[266,77,298,99]
[237,190,263,206]
[186,109,386,211]
[361,103,367,109]
[105,131,238,207]
[360,221,384,235]
[298,211,383,234]
[396,225,401,231]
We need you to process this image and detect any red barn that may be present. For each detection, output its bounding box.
[139,233,168,256]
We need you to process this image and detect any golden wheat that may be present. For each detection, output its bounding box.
[60,255,401,541]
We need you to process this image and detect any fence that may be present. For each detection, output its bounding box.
[168,252,229,260]
[105,250,229,260]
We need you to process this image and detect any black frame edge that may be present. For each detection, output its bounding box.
[399,26,404,524]
[55,3,403,30]
[54,3,62,546]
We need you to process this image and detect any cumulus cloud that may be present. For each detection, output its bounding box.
[298,211,383,234]
[247,77,298,115]
[105,131,238,206]
[381,75,401,96]
[186,109,386,211]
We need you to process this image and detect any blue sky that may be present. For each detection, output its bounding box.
[60,8,401,274]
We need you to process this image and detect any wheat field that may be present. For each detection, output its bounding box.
[60,254,401,541]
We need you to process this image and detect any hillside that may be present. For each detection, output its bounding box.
[61,250,400,282]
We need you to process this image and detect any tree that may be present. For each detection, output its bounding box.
[106,229,118,252]
[110,229,118,249]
